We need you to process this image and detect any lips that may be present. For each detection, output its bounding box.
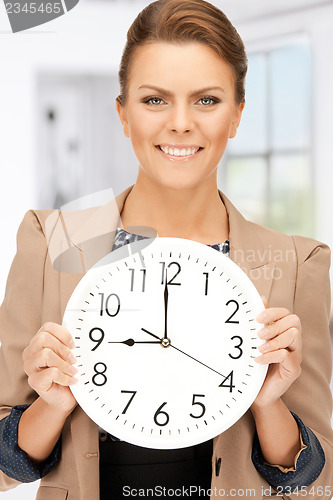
[156,144,203,158]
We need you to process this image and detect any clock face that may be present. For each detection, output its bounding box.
[63,237,267,449]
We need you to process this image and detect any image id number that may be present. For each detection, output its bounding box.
[275,485,332,497]
[6,3,62,14]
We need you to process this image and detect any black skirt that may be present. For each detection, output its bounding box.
[99,435,213,500]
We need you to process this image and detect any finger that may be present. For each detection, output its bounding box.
[258,327,302,356]
[28,367,78,393]
[37,322,75,349]
[25,330,77,365]
[256,307,294,325]
[257,314,301,341]
[24,347,78,378]
[254,349,302,378]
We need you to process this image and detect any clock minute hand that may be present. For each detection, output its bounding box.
[163,270,169,340]
[170,344,226,379]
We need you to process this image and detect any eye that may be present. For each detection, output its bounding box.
[198,97,220,106]
[143,97,165,106]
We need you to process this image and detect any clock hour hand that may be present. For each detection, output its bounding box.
[108,338,161,346]
[141,328,162,341]
[141,328,171,348]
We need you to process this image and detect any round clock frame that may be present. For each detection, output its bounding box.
[63,236,267,449]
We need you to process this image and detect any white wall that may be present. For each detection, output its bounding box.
[0,0,141,300]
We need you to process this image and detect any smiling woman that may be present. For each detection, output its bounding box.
[116,42,243,242]
[0,0,332,499]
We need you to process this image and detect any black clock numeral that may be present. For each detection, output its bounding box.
[153,402,170,426]
[219,371,235,392]
[121,390,137,414]
[89,327,104,351]
[160,262,181,286]
[225,299,239,324]
[92,362,107,386]
[203,273,209,296]
[129,268,146,292]
[229,335,243,359]
[99,293,120,317]
[189,394,206,419]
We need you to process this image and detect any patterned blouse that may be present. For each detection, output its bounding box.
[0,228,325,492]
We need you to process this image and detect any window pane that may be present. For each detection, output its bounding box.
[270,153,313,236]
[220,157,268,225]
[228,53,267,155]
[270,44,311,151]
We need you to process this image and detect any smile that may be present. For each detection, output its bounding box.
[156,144,203,160]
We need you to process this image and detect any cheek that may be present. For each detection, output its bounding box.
[128,110,163,146]
[204,121,231,151]
[201,109,234,142]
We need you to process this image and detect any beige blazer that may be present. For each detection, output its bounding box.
[0,186,332,500]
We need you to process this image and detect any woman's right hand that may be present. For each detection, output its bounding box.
[23,322,78,415]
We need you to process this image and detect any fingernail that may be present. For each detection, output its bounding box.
[257,327,268,339]
[258,343,269,353]
[256,311,267,323]
[69,377,78,385]
[68,365,78,375]
[69,338,75,349]
[68,352,77,364]
[254,355,263,363]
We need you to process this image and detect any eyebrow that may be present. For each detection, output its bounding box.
[138,85,225,96]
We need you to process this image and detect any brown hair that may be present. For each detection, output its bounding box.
[117,0,248,106]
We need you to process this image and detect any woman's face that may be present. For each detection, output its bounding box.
[116,42,244,191]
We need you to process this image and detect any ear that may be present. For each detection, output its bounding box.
[229,102,245,139]
[116,99,130,138]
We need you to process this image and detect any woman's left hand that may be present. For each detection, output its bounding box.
[252,297,302,409]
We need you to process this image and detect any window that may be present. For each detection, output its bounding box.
[220,41,313,236]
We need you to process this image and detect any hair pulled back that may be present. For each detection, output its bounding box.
[117,0,247,106]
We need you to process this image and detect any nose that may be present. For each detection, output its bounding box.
[167,102,194,134]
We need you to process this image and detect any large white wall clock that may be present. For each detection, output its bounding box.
[63,237,267,449]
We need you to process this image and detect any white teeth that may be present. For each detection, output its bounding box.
[159,146,200,157]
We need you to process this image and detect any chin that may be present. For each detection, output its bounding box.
[157,176,207,192]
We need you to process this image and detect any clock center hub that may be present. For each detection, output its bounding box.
[161,337,171,348]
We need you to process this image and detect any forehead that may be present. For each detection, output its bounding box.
[127,41,235,94]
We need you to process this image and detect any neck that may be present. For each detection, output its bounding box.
[120,176,229,245]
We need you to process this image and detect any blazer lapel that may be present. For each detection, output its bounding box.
[219,190,275,301]
[58,185,134,318]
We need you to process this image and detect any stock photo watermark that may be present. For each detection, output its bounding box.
[4,0,80,33]
[122,485,333,497]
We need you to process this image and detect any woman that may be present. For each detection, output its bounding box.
[0,0,332,499]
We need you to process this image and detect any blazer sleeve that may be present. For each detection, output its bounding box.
[0,211,61,490]
[282,237,333,497]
